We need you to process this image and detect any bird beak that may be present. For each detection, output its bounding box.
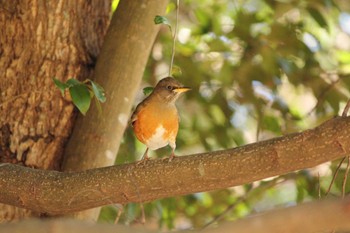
[174,87,191,93]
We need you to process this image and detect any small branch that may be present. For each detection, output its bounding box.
[317,172,321,199]
[306,76,340,117]
[200,192,248,230]
[113,205,123,224]
[200,176,284,230]
[342,99,350,117]
[1,116,350,214]
[169,0,179,76]
[342,156,350,198]
[326,157,345,196]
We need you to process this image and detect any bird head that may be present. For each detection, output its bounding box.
[152,77,191,104]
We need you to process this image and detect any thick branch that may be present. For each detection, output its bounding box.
[0,198,350,233]
[62,0,168,172]
[0,116,350,214]
[61,0,167,220]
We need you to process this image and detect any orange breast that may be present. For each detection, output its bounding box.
[133,104,179,148]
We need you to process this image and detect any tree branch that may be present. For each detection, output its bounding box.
[1,116,350,214]
[0,198,349,233]
[61,0,168,220]
[202,197,350,233]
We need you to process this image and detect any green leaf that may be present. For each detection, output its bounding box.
[171,65,182,76]
[91,81,106,103]
[307,7,328,29]
[66,78,82,87]
[154,15,171,27]
[53,78,69,95]
[69,84,91,115]
[209,105,226,125]
[143,87,154,96]
[262,115,281,134]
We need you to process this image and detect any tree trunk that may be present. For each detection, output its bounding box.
[61,0,168,221]
[0,0,111,222]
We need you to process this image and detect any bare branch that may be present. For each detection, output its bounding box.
[326,157,345,196]
[306,75,340,117]
[342,156,350,198]
[200,176,283,230]
[342,99,350,117]
[1,116,350,214]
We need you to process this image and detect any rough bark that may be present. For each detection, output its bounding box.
[61,0,168,220]
[0,0,110,222]
[0,116,349,214]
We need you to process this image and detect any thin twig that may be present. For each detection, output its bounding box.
[200,177,286,230]
[342,156,350,198]
[306,77,340,117]
[140,202,146,224]
[342,99,350,117]
[256,113,262,142]
[114,205,124,224]
[200,192,248,230]
[326,157,346,196]
[169,0,179,76]
[317,172,321,199]
[127,167,146,224]
[333,95,350,199]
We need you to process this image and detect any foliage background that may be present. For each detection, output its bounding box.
[101,0,350,230]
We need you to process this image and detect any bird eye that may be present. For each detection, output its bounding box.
[166,85,173,90]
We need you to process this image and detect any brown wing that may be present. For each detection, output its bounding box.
[130,97,150,127]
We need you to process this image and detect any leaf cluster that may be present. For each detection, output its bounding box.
[53,78,106,115]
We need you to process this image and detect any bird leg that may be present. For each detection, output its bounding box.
[137,148,150,165]
[168,148,176,162]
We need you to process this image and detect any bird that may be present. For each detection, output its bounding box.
[130,77,190,162]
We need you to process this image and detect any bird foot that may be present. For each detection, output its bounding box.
[168,153,177,162]
[136,156,151,165]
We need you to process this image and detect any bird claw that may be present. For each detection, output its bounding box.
[168,154,176,162]
[161,154,176,162]
[136,156,151,165]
